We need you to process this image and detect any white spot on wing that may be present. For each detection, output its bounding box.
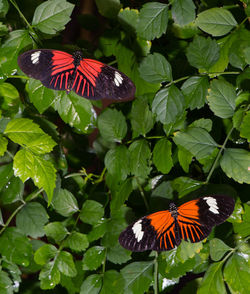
[31,51,41,64]
[204,197,219,214]
[114,71,123,87]
[132,219,144,242]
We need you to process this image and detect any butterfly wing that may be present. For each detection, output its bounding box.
[18,49,75,91]
[177,195,235,243]
[73,59,136,100]
[119,210,180,252]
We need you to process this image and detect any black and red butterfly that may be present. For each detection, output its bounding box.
[18,49,136,100]
[119,195,235,251]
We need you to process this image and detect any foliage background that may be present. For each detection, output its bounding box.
[0,0,250,293]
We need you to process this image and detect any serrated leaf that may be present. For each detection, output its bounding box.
[121,261,153,294]
[32,0,74,34]
[172,177,203,197]
[0,134,7,156]
[0,0,9,18]
[0,227,32,266]
[87,218,108,243]
[104,145,130,181]
[197,262,226,294]
[196,8,237,37]
[207,79,236,118]
[44,222,68,243]
[57,251,77,277]
[153,138,173,174]
[39,261,60,289]
[189,118,213,132]
[95,0,121,19]
[181,76,209,110]
[139,53,172,83]
[16,202,49,238]
[80,200,104,225]
[0,163,13,190]
[240,111,250,141]
[53,91,95,133]
[118,8,139,34]
[13,149,56,203]
[80,274,102,294]
[34,244,58,265]
[52,188,79,217]
[129,139,151,178]
[178,146,193,173]
[0,271,13,294]
[152,85,185,124]
[97,108,127,142]
[172,0,196,26]
[4,118,56,154]
[177,241,203,262]
[100,270,125,294]
[137,2,168,40]
[174,127,218,159]
[26,79,55,113]
[233,204,250,238]
[82,246,105,270]
[186,36,220,70]
[64,231,89,252]
[220,148,250,184]
[209,238,232,261]
[224,253,250,294]
[107,243,132,265]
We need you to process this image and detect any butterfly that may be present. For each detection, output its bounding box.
[119,195,235,251]
[18,49,136,100]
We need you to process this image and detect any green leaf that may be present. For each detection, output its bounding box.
[137,2,168,40]
[16,202,49,238]
[138,53,172,83]
[181,76,209,110]
[39,261,60,289]
[153,138,173,174]
[171,0,196,26]
[177,241,203,262]
[104,145,130,181]
[209,238,232,261]
[32,0,74,34]
[107,243,131,264]
[0,0,9,18]
[80,274,102,294]
[224,253,250,294]
[26,79,55,113]
[233,204,250,238]
[121,261,153,294]
[189,118,213,132]
[34,244,58,265]
[197,262,226,294]
[178,147,193,173]
[0,163,13,190]
[0,227,32,266]
[174,127,218,159]
[13,149,56,203]
[0,135,8,156]
[152,180,173,199]
[44,222,68,243]
[152,85,185,124]
[186,36,220,70]
[97,108,127,142]
[87,218,108,242]
[57,251,77,277]
[4,118,56,154]
[95,0,121,19]
[240,111,250,141]
[0,271,13,294]
[207,79,236,118]
[118,7,139,34]
[100,270,125,294]
[220,148,250,184]
[52,188,79,217]
[82,246,105,270]
[129,139,151,178]
[172,177,203,197]
[196,8,237,37]
[80,200,104,225]
[130,96,154,138]
[64,231,89,252]
[52,91,95,133]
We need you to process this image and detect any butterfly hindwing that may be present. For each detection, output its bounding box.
[119,195,235,252]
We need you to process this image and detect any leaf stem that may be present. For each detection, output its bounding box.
[7,75,30,80]
[205,126,234,184]
[135,177,150,211]
[25,188,44,202]
[154,251,159,294]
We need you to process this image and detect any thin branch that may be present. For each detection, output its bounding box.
[154,251,159,294]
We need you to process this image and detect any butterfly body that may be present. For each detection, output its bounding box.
[119,195,235,252]
[18,49,136,100]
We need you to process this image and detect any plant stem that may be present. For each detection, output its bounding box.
[135,177,150,211]
[205,126,234,184]
[154,251,159,294]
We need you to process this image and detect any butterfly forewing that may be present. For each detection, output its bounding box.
[119,195,235,252]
